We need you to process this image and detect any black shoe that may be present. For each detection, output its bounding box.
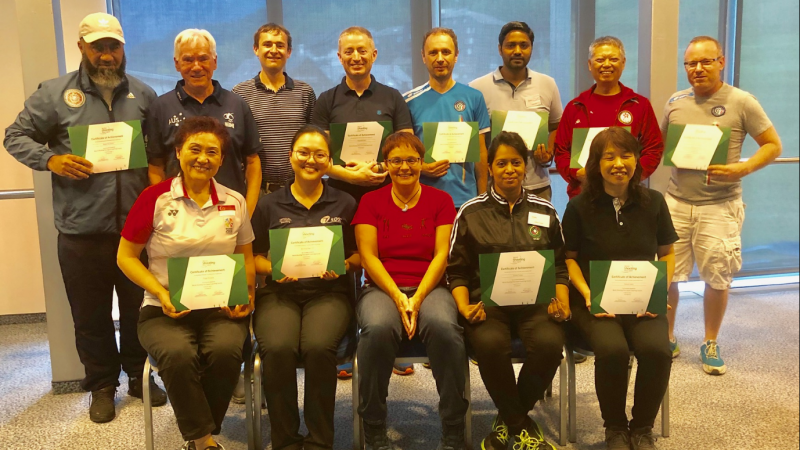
[231,371,246,404]
[438,420,466,450]
[630,427,659,449]
[604,427,630,450]
[129,375,167,407]
[573,351,588,364]
[481,415,510,450]
[364,420,393,450]
[89,385,116,423]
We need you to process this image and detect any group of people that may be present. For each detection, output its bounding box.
[4,11,781,450]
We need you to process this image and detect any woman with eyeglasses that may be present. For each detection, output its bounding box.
[353,132,468,450]
[250,124,360,450]
[562,127,676,450]
[447,131,570,450]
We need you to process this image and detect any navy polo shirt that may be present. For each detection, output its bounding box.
[312,75,413,201]
[251,180,358,295]
[145,80,261,196]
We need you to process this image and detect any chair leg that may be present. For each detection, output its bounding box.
[627,355,634,385]
[567,349,577,443]
[253,352,263,450]
[662,383,670,437]
[352,355,363,450]
[244,346,254,450]
[464,358,472,450]
[143,358,154,450]
[559,348,567,446]
[545,382,553,398]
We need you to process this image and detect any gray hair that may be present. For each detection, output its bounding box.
[174,29,217,60]
[588,36,625,60]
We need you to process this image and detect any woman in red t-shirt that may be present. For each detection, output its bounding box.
[352,132,468,449]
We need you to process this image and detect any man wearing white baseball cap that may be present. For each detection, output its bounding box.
[4,12,166,423]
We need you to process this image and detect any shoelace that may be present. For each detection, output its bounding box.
[495,422,510,444]
[705,341,719,359]
[513,429,543,450]
[633,433,657,447]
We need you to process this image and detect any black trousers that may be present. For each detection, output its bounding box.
[253,290,352,450]
[57,233,147,391]
[138,306,249,440]
[569,287,672,430]
[462,304,563,431]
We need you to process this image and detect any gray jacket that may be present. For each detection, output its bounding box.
[4,66,157,235]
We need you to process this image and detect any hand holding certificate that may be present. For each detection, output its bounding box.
[68,120,147,173]
[491,110,549,151]
[330,121,392,165]
[167,254,249,312]
[423,122,480,163]
[589,261,668,315]
[663,124,731,170]
[269,226,346,280]
[479,250,556,307]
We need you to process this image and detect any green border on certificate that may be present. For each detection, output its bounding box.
[663,124,731,168]
[330,121,393,165]
[589,260,668,315]
[479,249,556,307]
[570,126,631,169]
[167,254,249,312]
[422,121,480,163]
[490,110,549,150]
[68,120,147,170]
[269,225,346,281]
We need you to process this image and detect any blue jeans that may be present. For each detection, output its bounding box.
[356,285,468,425]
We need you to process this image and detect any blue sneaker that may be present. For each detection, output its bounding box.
[669,337,680,358]
[700,340,727,375]
[336,362,353,379]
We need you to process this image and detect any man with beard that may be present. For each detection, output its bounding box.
[4,12,166,423]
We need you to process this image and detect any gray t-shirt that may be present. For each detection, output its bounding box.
[662,83,772,205]
[469,68,563,190]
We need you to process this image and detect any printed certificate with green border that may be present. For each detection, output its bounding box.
[167,254,249,312]
[422,122,480,163]
[570,126,631,168]
[590,260,668,315]
[491,110,549,151]
[663,124,730,170]
[479,250,555,307]
[269,225,346,280]
[68,120,146,173]
[330,121,393,165]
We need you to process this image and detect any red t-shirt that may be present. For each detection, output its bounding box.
[353,184,456,287]
[583,90,625,126]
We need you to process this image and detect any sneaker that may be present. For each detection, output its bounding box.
[480,415,509,450]
[181,442,195,450]
[512,418,555,450]
[526,418,556,450]
[631,427,659,449]
[364,420,393,450]
[669,337,680,358]
[469,356,479,366]
[604,427,630,450]
[573,351,588,364]
[700,340,727,375]
[337,362,354,379]
[230,371,246,404]
[423,362,432,369]
[89,385,116,423]
[392,363,414,375]
[129,375,167,407]
[438,420,465,450]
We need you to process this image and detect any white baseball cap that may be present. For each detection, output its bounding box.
[79,13,125,44]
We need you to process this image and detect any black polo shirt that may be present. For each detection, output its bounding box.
[145,80,260,196]
[562,188,678,285]
[251,180,358,295]
[311,75,413,201]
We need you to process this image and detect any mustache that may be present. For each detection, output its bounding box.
[82,53,126,89]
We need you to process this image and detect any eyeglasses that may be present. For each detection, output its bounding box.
[387,157,421,168]
[293,150,330,163]
[683,57,721,69]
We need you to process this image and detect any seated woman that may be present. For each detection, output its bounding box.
[448,131,570,450]
[353,132,467,450]
[562,127,676,450]
[117,116,255,450]
[250,124,360,450]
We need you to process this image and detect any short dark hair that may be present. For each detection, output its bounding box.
[253,23,292,50]
[488,131,528,167]
[583,127,648,205]
[422,27,459,53]
[498,21,534,47]
[381,132,425,160]
[174,116,230,158]
[291,124,331,153]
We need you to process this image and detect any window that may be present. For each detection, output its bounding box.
[595,0,638,91]
[676,0,721,91]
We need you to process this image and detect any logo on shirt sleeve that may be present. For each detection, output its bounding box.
[454,100,466,112]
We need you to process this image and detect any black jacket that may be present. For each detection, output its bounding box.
[447,186,569,303]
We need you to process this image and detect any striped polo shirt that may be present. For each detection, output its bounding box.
[233,74,316,186]
[121,177,255,308]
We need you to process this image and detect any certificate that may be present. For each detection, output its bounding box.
[570,126,631,169]
[491,110,549,150]
[589,261,668,315]
[167,254,249,312]
[269,225,346,280]
[423,122,480,163]
[479,250,555,307]
[663,124,731,170]
[330,121,392,165]
[68,120,147,173]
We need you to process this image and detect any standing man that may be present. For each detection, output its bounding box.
[405,27,491,210]
[664,36,781,375]
[233,23,316,194]
[4,12,166,423]
[554,36,663,199]
[312,26,414,202]
[469,21,562,201]
[147,29,261,215]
